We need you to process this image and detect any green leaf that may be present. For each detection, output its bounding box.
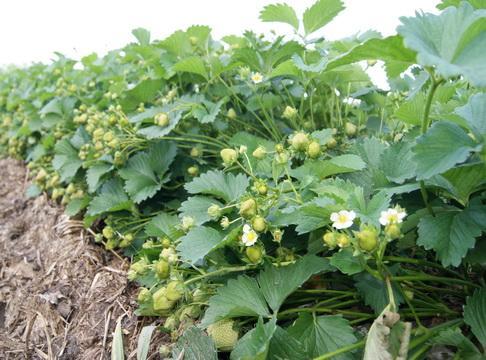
[201,275,271,327]
[177,226,225,264]
[231,318,277,360]
[327,35,416,78]
[258,255,332,312]
[292,54,328,73]
[288,313,357,359]
[259,3,299,30]
[431,328,482,359]
[354,271,404,314]
[330,248,365,275]
[132,28,151,45]
[456,92,486,138]
[193,99,224,124]
[87,179,132,216]
[464,287,486,346]
[179,196,223,225]
[267,326,307,360]
[348,188,390,226]
[25,184,41,198]
[65,196,90,217]
[119,141,176,203]
[417,205,486,267]
[398,2,486,87]
[136,325,156,360]
[145,212,183,241]
[380,141,416,184]
[394,92,425,126]
[111,319,125,360]
[173,56,208,80]
[52,139,83,181]
[172,326,218,360]
[185,170,250,203]
[413,121,479,180]
[303,0,345,35]
[86,162,113,193]
[430,163,486,205]
[120,78,164,112]
[291,154,365,181]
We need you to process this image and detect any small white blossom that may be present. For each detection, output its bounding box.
[251,72,264,84]
[343,97,362,107]
[239,145,248,154]
[330,210,356,230]
[242,224,258,246]
[379,207,407,226]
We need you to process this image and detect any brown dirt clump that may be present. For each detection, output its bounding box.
[0,158,165,359]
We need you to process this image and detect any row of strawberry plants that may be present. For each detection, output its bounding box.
[1,1,485,358]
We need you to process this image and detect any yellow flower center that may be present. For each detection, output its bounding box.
[338,214,348,223]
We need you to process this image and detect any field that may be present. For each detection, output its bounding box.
[1,0,485,359]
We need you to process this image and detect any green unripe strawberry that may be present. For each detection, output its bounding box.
[356,228,378,251]
[207,204,222,219]
[153,287,175,311]
[189,36,198,45]
[256,183,268,195]
[207,320,239,351]
[275,143,284,153]
[166,281,184,301]
[138,288,152,303]
[187,165,199,177]
[246,246,263,264]
[105,237,118,250]
[164,315,179,330]
[239,198,257,219]
[336,234,350,248]
[103,131,114,142]
[93,128,104,139]
[190,147,202,157]
[345,122,357,137]
[155,113,169,127]
[35,168,47,181]
[326,137,337,149]
[282,105,297,119]
[102,226,114,240]
[220,148,238,166]
[154,260,170,279]
[227,108,237,120]
[252,216,266,232]
[252,146,266,160]
[290,132,309,151]
[385,224,401,240]
[161,237,171,248]
[323,232,337,248]
[307,141,321,158]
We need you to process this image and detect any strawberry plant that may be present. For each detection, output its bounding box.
[1,0,485,358]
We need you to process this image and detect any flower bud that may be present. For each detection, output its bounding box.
[239,198,257,219]
[161,237,171,248]
[190,147,202,157]
[102,226,114,240]
[181,216,195,231]
[272,229,283,243]
[326,137,337,149]
[220,148,238,166]
[256,183,268,195]
[220,216,230,229]
[187,165,199,177]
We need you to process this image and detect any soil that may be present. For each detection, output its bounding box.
[0,158,165,359]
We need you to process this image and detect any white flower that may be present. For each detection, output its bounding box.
[242,224,258,246]
[330,210,356,229]
[343,97,361,107]
[251,72,264,84]
[239,145,248,154]
[379,207,407,226]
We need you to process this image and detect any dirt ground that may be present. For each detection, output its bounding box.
[0,158,165,359]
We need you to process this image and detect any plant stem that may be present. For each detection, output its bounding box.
[392,275,479,288]
[313,340,365,360]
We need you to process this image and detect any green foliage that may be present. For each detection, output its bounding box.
[464,287,486,346]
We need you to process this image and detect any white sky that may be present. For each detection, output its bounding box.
[0,0,439,86]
